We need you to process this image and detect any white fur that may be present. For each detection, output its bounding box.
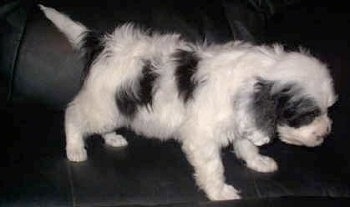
[40,5,336,200]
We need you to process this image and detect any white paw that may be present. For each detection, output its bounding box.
[66,147,87,162]
[246,155,278,173]
[104,134,128,147]
[207,184,241,201]
[248,134,270,146]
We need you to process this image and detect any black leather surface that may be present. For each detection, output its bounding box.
[1,0,350,206]
[0,105,72,206]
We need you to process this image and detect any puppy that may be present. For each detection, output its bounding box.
[39,5,337,200]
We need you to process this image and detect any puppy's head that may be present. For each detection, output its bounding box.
[252,52,336,147]
[272,84,333,147]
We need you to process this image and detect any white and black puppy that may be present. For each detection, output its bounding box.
[40,5,337,200]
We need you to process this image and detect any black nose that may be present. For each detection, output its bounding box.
[326,125,331,134]
[316,135,324,142]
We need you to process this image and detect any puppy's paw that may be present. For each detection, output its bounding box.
[221,184,241,200]
[104,134,128,147]
[252,136,270,146]
[207,184,241,201]
[248,133,270,146]
[246,155,278,173]
[66,147,87,162]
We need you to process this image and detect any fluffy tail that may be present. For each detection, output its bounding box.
[39,4,89,50]
[39,5,105,76]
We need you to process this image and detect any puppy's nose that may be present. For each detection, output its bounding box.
[319,126,331,139]
[326,125,331,134]
[316,135,324,142]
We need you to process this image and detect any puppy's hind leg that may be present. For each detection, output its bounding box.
[65,108,87,162]
[102,132,128,147]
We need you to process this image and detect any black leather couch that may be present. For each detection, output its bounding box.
[1,0,350,206]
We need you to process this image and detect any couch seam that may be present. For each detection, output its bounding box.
[6,0,32,103]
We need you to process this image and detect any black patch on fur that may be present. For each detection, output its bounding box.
[274,89,321,128]
[252,79,322,137]
[271,82,321,128]
[138,60,158,108]
[115,60,158,118]
[252,79,278,138]
[116,87,138,118]
[81,31,105,79]
[174,49,200,102]
[287,108,321,128]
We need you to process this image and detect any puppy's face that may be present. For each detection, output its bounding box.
[271,54,336,147]
[278,114,331,147]
[251,53,336,147]
[275,93,333,147]
[253,81,335,147]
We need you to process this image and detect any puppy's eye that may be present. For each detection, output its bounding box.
[280,87,292,93]
[288,109,320,128]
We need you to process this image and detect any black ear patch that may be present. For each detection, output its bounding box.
[251,79,322,137]
[274,92,321,128]
[272,83,321,128]
[251,79,278,138]
[287,108,321,128]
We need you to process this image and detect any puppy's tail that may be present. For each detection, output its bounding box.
[39,4,89,50]
[39,4,104,72]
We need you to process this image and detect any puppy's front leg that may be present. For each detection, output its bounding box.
[234,138,278,173]
[235,108,271,146]
[234,83,274,147]
[245,131,271,147]
[182,139,240,200]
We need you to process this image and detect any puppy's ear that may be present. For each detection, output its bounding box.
[251,78,278,138]
[271,83,321,128]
